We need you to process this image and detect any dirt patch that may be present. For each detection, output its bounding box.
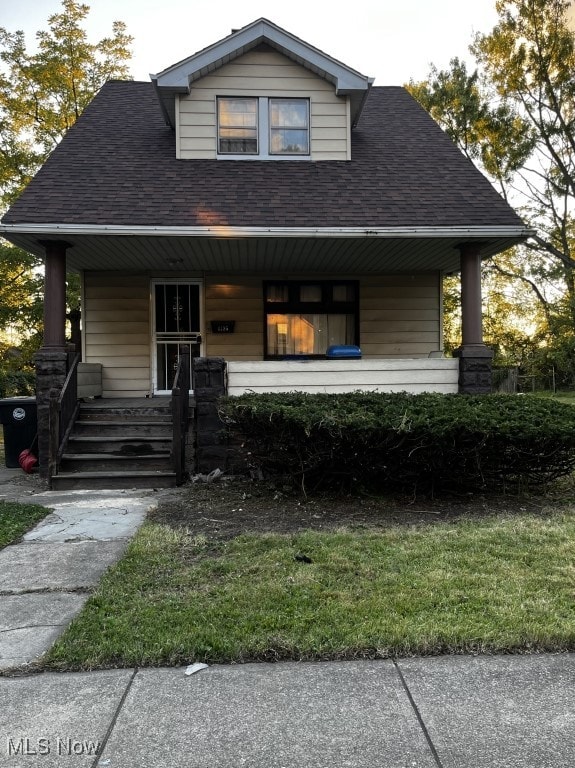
[149,473,574,541]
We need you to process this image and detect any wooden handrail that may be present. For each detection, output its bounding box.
[48,353,80,485]
[171,347,191,485]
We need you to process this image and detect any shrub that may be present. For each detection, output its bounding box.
[0,368,35,398]
[219,392,575,493]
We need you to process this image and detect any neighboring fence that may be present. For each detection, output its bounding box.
[492,366,519,393]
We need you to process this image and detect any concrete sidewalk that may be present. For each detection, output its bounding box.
[2,654,575,767]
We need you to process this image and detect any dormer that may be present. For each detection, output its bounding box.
[151,18,373,161]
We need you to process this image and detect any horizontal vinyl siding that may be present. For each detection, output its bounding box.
[83,273,151,397]
[359,274,442,358]
[205,272,442,361]
[179,50,349,160]
[204,276,263,360]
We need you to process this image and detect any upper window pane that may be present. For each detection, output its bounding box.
[332,284,355,302]
[269,98,309,155]
[266,284,289,302]
[218,97,258,154]
[300,284,322,302]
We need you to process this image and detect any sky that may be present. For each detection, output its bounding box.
[1,0,501,85]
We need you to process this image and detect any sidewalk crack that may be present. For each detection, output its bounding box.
[90,667,138,768]
[393,660,444,768]
[0,623,63,633]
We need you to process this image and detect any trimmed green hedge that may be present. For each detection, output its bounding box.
[219,392,575,493]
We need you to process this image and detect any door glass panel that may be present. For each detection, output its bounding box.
[156,341,201,392]
[155,284,199,333]
[154,283,201,392]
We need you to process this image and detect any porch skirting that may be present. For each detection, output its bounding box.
[227,359,459,396]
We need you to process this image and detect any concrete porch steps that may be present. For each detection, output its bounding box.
[51,400,179,490]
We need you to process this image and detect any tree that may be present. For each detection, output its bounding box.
[0,1,132,393]
[407,0,575,386]
[0,0,132,206]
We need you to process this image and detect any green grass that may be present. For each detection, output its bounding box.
[531,390,575,405]
[44,509,575,670]
[0,501,49,548]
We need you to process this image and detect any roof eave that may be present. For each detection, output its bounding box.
[0,222,534,240]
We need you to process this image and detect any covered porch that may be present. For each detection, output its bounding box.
[0,225,530,483]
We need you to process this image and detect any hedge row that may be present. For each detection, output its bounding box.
[219,392,575,493]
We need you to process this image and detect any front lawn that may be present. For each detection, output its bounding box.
[44,494,575,670]
[532,390,575,406]
[0,501,49,548]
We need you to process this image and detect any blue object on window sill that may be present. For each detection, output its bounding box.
[325,345,362,359]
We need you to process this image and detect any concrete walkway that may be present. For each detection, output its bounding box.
[2,466,575,766]
[0,465,173,669]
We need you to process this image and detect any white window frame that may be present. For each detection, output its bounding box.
[217,97,259,156]
[216,96,311,161]
[269,97,310,156]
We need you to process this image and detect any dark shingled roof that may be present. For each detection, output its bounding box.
[2,81,523,229]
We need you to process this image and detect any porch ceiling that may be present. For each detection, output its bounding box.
[2,229,528,274]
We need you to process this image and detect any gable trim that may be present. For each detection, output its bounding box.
[151,18,373,128]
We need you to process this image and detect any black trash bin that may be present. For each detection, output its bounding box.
[0,397,37,468]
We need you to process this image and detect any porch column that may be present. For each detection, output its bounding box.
[453,242,493,395]
[193,357,228,474]
[34,240,71,479]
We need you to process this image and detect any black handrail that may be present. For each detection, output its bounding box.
[48,352,80,483]
[171,347,191,484]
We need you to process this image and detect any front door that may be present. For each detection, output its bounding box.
[152,280,203,394]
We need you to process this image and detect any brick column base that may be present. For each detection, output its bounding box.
[34,348,68,479]
[192,357,228,473]
[453,345,494,395]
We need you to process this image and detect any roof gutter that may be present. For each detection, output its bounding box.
[0,223,534,240]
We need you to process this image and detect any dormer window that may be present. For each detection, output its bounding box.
[217,97,258,154]
[217,96,310,159]
[269,98,309,155]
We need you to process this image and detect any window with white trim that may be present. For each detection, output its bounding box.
[217,97,258,154]
[269,98,309,155]
[217,97,310,159]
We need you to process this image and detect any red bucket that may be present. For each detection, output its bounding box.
[18,448,38,474]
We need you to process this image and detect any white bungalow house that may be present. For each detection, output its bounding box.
[0,19,530,487]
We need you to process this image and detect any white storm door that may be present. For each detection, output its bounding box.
[152,280,203,394]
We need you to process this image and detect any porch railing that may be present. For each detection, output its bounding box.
[171,347,191,485]
[48,351,81,481]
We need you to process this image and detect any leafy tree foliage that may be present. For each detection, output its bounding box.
[408,0,575,386]
[0,1,132,393]
[0,0,132,206]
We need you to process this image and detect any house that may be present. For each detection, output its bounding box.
[0,18,531,487]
